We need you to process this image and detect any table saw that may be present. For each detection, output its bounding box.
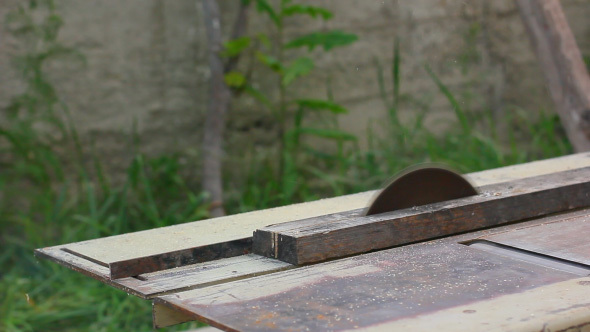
[35,153,590,331]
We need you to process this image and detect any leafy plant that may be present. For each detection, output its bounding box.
[224,0,358,205]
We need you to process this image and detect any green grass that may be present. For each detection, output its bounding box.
[0,152,211,331]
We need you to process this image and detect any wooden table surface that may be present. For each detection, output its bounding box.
[35,153,590,331]
[154,209,590,331]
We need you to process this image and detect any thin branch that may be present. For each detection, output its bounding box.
[225,0,249,73]
[201,0,230,217]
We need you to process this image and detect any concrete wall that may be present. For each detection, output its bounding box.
[1,0,590,174]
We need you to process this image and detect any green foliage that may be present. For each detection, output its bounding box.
[282,4,333,20]
[255,52,283,72]
[233,35,572,211]
[224,71,247,88]
[222,36,251,57]
[458,22,481,73]
[362,40,572,182]
[255,0,280,26]
[425,65,471,135]
[285,30,358,51]
[282,57,314,86]
[226,0,358,204]
[294,99,347,113]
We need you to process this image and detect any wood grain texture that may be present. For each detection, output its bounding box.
[40,152,590,278]
[254,166,590,265]
[107,238,252,279]
[129,254,292,298]
[156,215,589,332]
[516,0,590,151]
[344,277,590,332]
[34,247,291,299]
[34,246,147,297]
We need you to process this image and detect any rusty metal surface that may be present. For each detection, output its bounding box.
[155,239,583,332]
[365,166,478,215]
[479,211,590,266]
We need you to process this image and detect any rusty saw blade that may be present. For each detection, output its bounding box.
[365,165,478,216]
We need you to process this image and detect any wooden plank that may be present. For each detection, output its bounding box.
[155,222,587,332]
[253,166,590,265]
[477,213,590,266]
[107,238,252,279]
[128,254,292,298]
[34,247,291,299]
[516,0,590,152]
[61,190,373,278]
[341,277,590,332]
[34,246,147,297]
[45,152,590,278]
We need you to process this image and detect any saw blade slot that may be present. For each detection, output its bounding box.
[464,240,590,276]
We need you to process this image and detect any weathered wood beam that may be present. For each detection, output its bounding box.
[516,0,590,151]
[253,166,590,265]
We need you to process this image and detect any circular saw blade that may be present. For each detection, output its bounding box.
[365,165,478,216]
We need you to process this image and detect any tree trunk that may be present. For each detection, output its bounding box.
[516,0,590,152]
[201,0,230,217]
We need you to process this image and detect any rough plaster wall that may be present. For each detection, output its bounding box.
[1,0,590,175]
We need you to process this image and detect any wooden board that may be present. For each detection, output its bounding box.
[339,277,590,332]
[34,246,292,299]
[60,190,374,278]
[154,210,590,331]
[129,254,292,298]
[253,166,590,265]
[38,153,590,278]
